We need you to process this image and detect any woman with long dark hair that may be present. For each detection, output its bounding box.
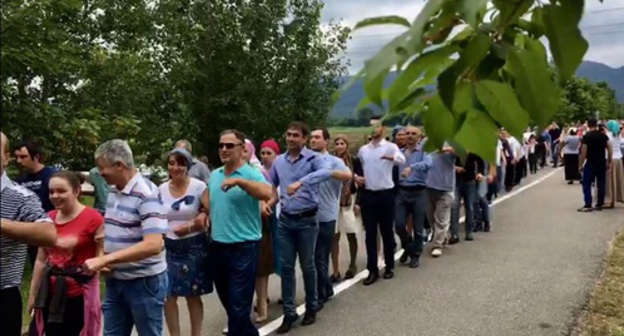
[28,171,104,336]
[562,128,582,184]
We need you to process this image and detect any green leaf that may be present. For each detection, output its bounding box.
[453,82,473,116]
[529,7,545,38]
[543,1,588,84]
[493,0,534,28]
[475,80,529,138]
[388,44,458,112]
[453,108,499,162]
[438,33,491,111]
[353,15,411,30]
[422,93,457,149]
[458,0,489,28]
[507,38,560,127]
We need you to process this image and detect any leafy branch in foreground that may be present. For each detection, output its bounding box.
[333,0,597,162]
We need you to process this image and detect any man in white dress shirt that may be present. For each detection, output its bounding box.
[355,121,405,286]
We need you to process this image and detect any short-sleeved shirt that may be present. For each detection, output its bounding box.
[103,172,168,280]
[317,153,349,223]
[47,207,104,296]
[159,178,206,240]
[563,135,581,154]
[89,167,110,214]
[188,159,211,184]
[17,166,57,212]
[582,130,609,168]
[209,164,269,244]
[1,172,53,289]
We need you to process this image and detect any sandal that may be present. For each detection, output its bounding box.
[329,273,341,283]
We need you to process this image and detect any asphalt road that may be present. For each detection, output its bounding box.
[158,168,624,336]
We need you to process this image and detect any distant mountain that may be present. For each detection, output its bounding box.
[575,61,624,102]
[331,60,624,119]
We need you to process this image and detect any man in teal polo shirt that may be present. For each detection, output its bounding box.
[209,129,272,336]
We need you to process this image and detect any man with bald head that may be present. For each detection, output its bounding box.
[175,139,211,183]
[0,131,57,336]
[394,126,432,268]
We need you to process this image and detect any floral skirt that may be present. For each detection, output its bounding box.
[165,234,213,297]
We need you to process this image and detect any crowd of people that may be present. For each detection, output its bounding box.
[0,117,622,336]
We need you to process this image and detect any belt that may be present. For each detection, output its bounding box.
[398,185,426,191]
[281,208,317,219]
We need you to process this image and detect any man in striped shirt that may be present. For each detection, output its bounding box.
[83,139,170,336]
[0,131,57,336]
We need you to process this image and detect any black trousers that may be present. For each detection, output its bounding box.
[360,189,396,273]
[1,287,23,336]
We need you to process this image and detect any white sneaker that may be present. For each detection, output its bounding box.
[431,248,443,258]
[222,326,228,335]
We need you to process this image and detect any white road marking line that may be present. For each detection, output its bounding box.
[258,168,561,335]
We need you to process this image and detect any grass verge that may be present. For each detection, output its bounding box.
[575,230,624,336]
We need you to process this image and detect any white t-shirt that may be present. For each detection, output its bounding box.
[159,178,207,239]
[509,137,524,158]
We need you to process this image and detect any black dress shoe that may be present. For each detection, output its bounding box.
[301,311,316,326]
[473,222,483,232]
[363,272,379,286]
[382,269,394,279]
[399,250,409,264]
[276,315,299,334]
[483,221,491,232]
[448,235,460,245]
[409,257,420,269]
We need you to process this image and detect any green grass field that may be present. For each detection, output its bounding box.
[327,126,372,152]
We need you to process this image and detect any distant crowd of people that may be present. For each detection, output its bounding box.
[1,117,622,336]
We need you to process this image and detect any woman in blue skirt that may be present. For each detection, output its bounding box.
[160,148,212,336]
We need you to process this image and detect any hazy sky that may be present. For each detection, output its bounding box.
[321,0,624,74]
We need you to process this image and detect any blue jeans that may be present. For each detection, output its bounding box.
[473,181,490,223]
[278,214,319,317]
[211,240,260,336]
[315,220,336,303]
[394,187,427,257]
[103,271,168,336]
[582,164,606,207]
[450,180,475,236]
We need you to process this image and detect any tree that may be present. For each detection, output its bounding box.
[555,76,619,124]
[334,0,600,162]
[156,0,349,158]
[1,0,348,168]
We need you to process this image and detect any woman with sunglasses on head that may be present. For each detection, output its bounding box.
[28,171,104,336]
[330,135,361,282]
[160,148,211,336]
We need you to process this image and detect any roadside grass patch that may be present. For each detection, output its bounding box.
[575,230,624,336]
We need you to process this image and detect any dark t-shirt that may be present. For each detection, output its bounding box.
[17,166,57,212]
[582,131,609,168]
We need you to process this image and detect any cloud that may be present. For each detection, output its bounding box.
[322,1,624,74]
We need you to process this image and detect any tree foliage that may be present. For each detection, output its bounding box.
[555,76,620,124]
[335,0,605,162]
[1,0,348,169]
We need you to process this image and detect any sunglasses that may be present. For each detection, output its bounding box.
[218,142,242,150]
